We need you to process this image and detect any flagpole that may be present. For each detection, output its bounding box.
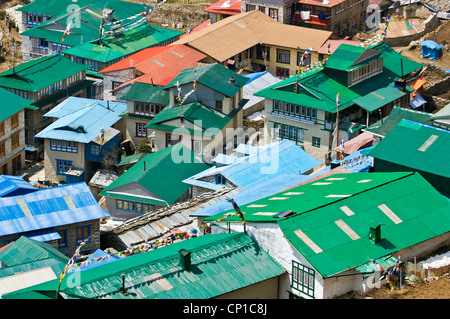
[336,92,340,161]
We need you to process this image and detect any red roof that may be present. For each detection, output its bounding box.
[332,131,374,154]
[284,166,350,190]
[99,45,173,74]
[204,0,241,15]
[108,44,207,91]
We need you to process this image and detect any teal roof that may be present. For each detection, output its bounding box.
[325,44,379,71]
[254,43,422,113]
[20,0,148,48]
[368,120,450,178]
[366,106,433,137]
[146,102,231,137]
[0,236,69,267]
[121,83,169,104]
[100,144,210,205]
[204,172,414,223]
[164,63,248,97]
[62,24,183,63]
[0,87,32,122]
[0,55,88,92]
[278,172,450,277]
[3,233,285,299]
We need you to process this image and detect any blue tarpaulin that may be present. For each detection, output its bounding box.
[421,40,443,61]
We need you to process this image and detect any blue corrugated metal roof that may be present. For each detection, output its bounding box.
[35,103,123,143]
[190,173,310,217]
[0,182,110,237]
[44,96,126,119]
[186,140,322,191]
[0,175,37,197]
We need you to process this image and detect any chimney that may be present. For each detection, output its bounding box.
[130,59,133,68]
[119,273,129,296]
[230,76,236,86]
[179,249,191,270]
[368,225,382,245]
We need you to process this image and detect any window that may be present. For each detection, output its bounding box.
[276,67,289,79]
[56,159,72,175]
[166,133,181,147]
[90,144,100,156]
[11,132,20,150]
[273,123,282,139]
[116,199,155,213]
[215,100,223,112]
[38,38,48,48]
[76,225,91,244]
[192,140,201,153]
[136,123,147,137]
[312,136,321,148]
[230,97,235,110]
[135,102,159,117]
[259,6,266,13]
[269,8,279,21]
[297,51,311,66]
[50,139,78,153]
[246,4,256,11]
[277,49,290,64]
[112,81,124,90]
[292,260,315,298]
[10,113,19,130]
[215,174,227,185]
[0,121,4,137]
[256,44,270,61]
[58,230,68,248]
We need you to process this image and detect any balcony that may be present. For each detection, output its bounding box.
[23,46,50,57]
[292,13,331,27]
[271,111,316,125]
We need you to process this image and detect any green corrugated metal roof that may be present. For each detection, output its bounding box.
[118,153,145,166]
[366,106,433,137]
[121,83,169,104]
[368,120,450,178]
[0,55,89,92]
[204,172,414,223]
[324,44,367,71]
[353,85,405,112]
[62,24,183,63]
[0,87,32,122]
[20,0,148,47]
[278,172,450,278]
[254,43,422,113]
[100,144,210,205]
[164,63,248,97]
[0,236,69,267]
[3,233,285,299]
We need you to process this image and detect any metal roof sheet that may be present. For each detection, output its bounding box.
[0,183,110,237]
[0,87,32,123]
[45,96,126,118]
[204,172,414,223]
[100,144,210,206]
[0,175,37,198]
[0,55,89,92]
[185,140,322,191]
[4,233,285,299]
[368,120,450,178]
[35,103,123,143]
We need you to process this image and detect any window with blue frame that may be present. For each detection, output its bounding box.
[52,43,70,55]
[116,199,155,213]
[215,174,227,185]
[51,139,78,153]
[90,144,100,156]
[26,13,52,26]
[76,225,91,244]
[56,159,72,175]
[58,230,68,248]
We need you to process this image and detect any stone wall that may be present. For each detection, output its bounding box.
[384,13,440,47]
